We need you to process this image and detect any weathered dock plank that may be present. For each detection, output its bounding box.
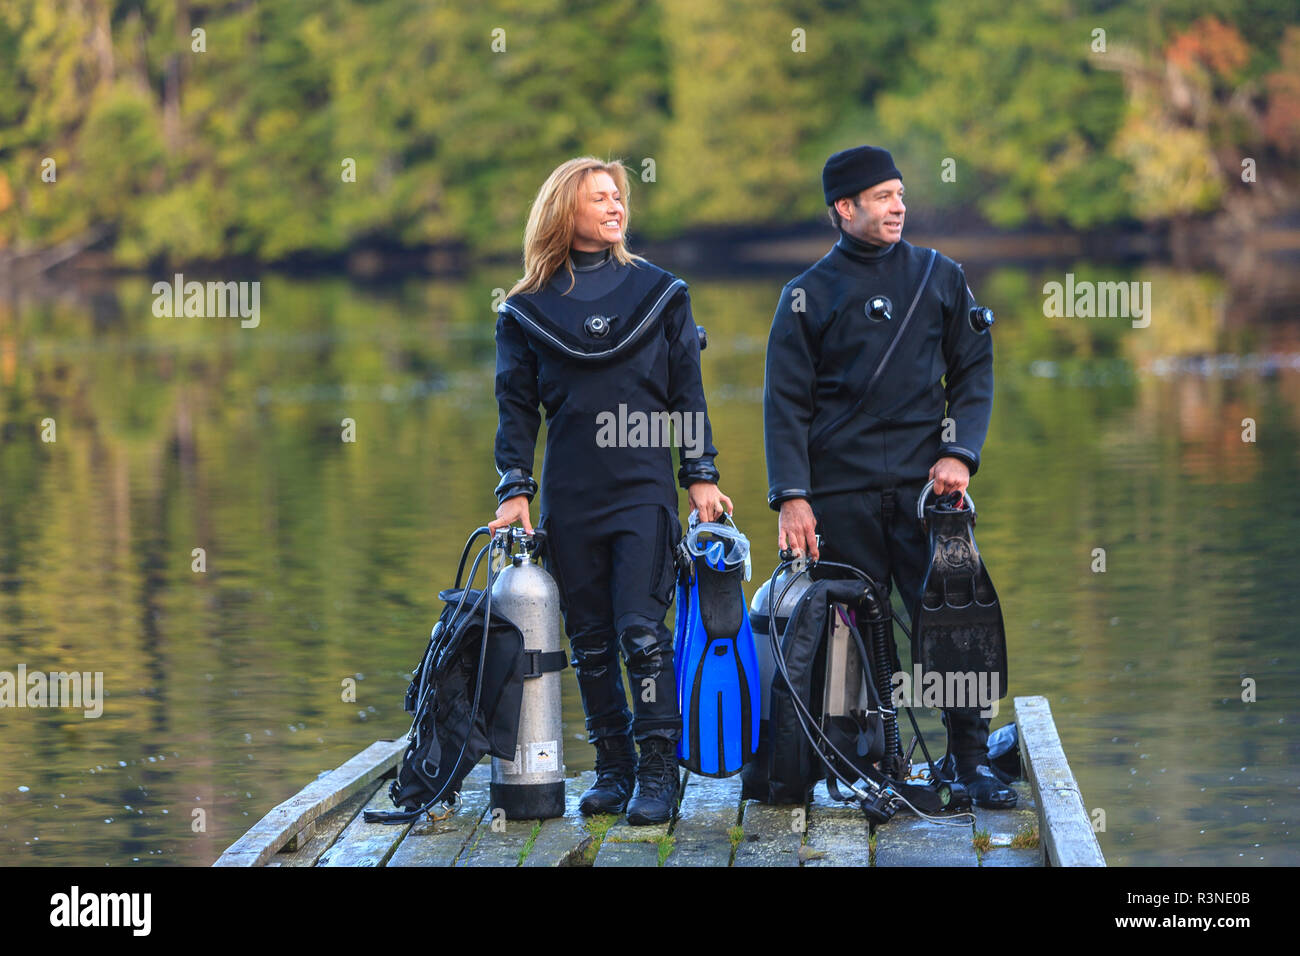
[214,738,406,867]
[875,813,978,867]
[973,783,1041,859]
[593,839,662,867]
[803,807,871,867]
[732,800,803,867]
[217,698,1083,867]
[803,787,872,867]
[386,763,492,868]
[659,830,733,866]
[520,772,597,867]
[979,848,1042,867]
[268,784,379,867]
[1015,695,1105,867]
[663,772,742,867]
[317,782,415,867]
[605,815,674,840]
[458,816,541,867]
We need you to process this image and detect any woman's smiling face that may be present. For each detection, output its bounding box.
[571,170,625,252]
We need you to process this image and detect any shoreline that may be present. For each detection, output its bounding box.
[5,216,1300,286]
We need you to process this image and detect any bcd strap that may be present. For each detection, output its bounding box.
[826,777,853,804]
[363,783,431,823]
[523,649,568,679]
[364,807,421,824]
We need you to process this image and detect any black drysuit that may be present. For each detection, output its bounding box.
[494,251,719,744]
[763,232,996,766]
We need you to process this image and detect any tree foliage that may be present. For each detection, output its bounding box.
[0,0,1296,264]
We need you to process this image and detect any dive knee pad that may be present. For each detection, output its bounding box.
[618,623,671,672]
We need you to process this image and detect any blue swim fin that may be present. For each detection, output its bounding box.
[675,543,761,777]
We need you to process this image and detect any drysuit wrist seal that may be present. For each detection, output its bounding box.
[495,468,538,504]
[678,458,720,489]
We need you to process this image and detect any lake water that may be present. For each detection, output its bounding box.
[2,255,1298,865]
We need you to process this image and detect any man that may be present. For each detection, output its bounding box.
[763,145,1015,808]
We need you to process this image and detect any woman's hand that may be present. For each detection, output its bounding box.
[489,495,533,534]
[688,482,733,524]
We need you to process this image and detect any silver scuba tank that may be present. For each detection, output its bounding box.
[489,530,567,819]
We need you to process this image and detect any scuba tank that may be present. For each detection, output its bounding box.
[742,553,814,803]
[489,529,568,820]
[744,551,971,823]
[749,557,814,723]
[752,557,882,787]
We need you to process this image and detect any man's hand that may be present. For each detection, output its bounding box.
[489,495,533,534]
[778,498,819,562]
[928,456,971,496]
[688,482,734,524]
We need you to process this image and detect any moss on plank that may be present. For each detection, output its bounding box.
[581,814,618,865]
[727,825,745,849]
[656,836,675,866]
[517,821,543,865]
[1010,824,1040,849]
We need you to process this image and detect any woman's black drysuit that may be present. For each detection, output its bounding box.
[494,249,719,744]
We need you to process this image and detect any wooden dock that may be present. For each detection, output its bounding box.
[214,695,1103,867]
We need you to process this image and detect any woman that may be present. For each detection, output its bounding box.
[488,157,731,825]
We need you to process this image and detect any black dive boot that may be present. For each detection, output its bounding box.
[579,735,637,816]
[957,763,1018,809]
[626,737,680,825]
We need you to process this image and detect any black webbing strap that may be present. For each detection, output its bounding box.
[523,649,568,679]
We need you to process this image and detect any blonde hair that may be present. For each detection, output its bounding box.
[507,157,642,298]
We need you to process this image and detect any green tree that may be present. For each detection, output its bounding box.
[875,0,1131,228]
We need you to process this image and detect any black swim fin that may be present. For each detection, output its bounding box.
[913,486,1008,704]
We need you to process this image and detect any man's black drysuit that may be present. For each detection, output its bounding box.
[763,231,995,769]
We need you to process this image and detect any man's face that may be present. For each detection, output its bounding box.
[572,171,625,252]
[837,178,905,246]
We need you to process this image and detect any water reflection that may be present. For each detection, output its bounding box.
[1,259,1297,865]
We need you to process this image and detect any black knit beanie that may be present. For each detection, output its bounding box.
[822,146,902,205]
